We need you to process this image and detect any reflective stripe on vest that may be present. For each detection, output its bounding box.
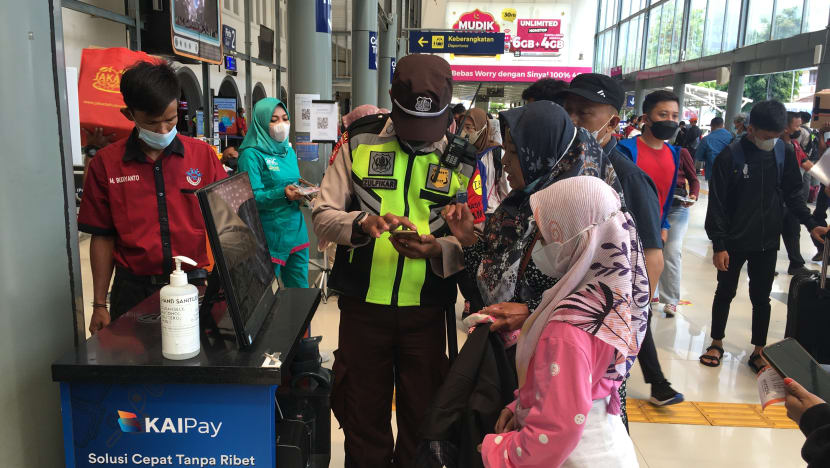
[350,139,468,306]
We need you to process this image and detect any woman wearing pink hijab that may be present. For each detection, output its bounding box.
[480,176,648,467]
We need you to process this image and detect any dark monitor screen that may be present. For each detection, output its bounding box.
[197,172,278,347]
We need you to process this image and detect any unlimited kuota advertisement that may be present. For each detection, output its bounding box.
[444,2,593,82]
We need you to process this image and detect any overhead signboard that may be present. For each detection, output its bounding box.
[408,31,505,55]
[435,4,593,83]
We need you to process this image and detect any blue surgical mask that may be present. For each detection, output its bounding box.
[137,125,177,150]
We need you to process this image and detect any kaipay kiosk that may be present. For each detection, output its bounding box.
[52,173,327,468]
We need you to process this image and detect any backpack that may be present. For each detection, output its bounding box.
[729,139,785,184]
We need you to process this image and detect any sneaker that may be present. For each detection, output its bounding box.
[813,251,823,263]
[663,303,676,318]
[649,381,684,406]
[788,265,817,276]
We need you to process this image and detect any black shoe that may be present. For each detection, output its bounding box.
[649,381,684,406]
[813,252,823,262]
[788,265,817,276]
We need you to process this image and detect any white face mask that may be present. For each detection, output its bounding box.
[461,125,486,145]
[269,121,290,142]
[590,116,614,144]
[751,134,779,152]
[531,232,584,280]
[824,131,830,141]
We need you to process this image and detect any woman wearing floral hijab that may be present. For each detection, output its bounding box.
[480,176,647,467]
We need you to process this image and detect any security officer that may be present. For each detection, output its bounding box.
[312,54,467,468]
[79,61,226,335]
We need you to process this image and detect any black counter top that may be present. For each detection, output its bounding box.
[52,288,320,385]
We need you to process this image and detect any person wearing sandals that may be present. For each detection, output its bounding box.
[700,100,828,371]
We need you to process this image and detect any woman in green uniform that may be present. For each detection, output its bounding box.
[238,97,309,287]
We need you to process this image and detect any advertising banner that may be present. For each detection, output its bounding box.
[442,3,593,83]
[61,382,275,467]
[214,97,237,134]
[369,31,378,70]
[511,19,564,55]
[451,65,591,83]
[316,0,332,33]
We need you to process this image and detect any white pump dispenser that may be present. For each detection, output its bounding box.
[160,255,200,360]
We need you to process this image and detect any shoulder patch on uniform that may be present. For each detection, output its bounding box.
[368,151,395,176]
[425,164,451,194]
[362,177,398,190]
[329,131,349,165]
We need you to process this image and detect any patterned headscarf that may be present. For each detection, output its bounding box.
[476,101,621,307]
[515,177,649,422]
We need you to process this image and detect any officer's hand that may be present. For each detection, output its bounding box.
[803,160,815,171]
[359,213,415,238]
[483,302,530,332]
[713,251,730,272]
[811,226,828,244]
[390,234,442,259]
[442,203,477,246]
[89,306,110,335]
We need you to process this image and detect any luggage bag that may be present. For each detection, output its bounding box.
[785,236,830,363]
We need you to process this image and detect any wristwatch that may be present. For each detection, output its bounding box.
[83,145,99,158]
[353,212,368,234]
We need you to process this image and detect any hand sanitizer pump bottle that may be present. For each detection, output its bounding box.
[160,255,201,360]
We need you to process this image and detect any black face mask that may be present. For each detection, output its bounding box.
[790,130,801,139]
[649,119,679,140]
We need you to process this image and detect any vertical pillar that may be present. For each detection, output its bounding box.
[288,0,332,183]
[816,11,830,92]
[378,0,397,109]
[0,1,79,465]
[244,0,253,113]
[202,63,212,137]
[725,63,746,133]
[672,73,686,119]
[352,0,378,106]
[634,81,645,115]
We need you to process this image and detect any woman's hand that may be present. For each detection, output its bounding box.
[494,407,518,433]
[785,378,826,425]
[483,302,530,332]
[441,203,477,246]
[285,184,304,201]
[681,194,697,208]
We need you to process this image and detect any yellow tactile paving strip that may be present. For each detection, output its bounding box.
[627,399,798,429]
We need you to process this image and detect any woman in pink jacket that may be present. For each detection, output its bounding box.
[480,176,648,467]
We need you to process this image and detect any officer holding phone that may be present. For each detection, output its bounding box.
[312,54,468,468]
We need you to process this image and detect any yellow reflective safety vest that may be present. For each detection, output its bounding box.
[329,115,468,307]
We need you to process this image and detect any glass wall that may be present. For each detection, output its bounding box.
[773,0,804,40]
[594,0,827,75]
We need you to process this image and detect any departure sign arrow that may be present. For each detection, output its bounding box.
[417,36,428,47]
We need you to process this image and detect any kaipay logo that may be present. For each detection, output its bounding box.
[116,411,223,438]
[117,411,142,433]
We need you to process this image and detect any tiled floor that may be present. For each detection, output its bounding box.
[79,180,823,467]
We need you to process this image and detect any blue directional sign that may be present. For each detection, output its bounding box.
[408,31,505,55]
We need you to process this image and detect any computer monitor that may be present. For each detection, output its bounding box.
[197,172,278,348]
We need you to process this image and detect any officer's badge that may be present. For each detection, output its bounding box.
[369,151,395,176]
[415,97,433,113]
[426,164,451,193]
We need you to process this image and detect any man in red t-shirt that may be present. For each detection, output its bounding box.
[616,90,681,243]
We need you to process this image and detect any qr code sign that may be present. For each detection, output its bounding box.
[302,109,311,121]
[317,117,329,130]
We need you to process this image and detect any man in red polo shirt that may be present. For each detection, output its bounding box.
[79,61,226,335]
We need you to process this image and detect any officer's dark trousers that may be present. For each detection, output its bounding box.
[331,296,449,468]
